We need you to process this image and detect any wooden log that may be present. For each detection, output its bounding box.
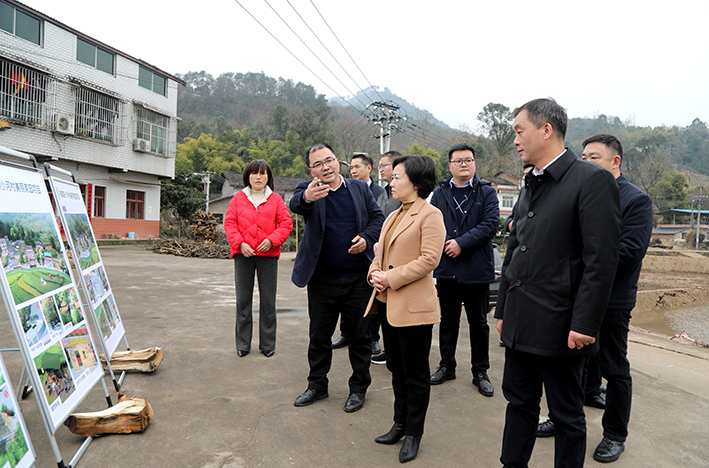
[64,393,154,436]
[100,347,163,373]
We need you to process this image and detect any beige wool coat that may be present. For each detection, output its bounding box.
[364,197,446,327]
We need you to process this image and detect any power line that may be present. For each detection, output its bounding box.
[309,0,385,103]
[232,0,372,122]
[286,0,377,107]
[262,0,370,110]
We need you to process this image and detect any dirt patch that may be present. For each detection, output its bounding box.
[632,252,709,344]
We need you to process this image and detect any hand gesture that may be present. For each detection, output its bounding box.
[348,235,367,254]
[304,178,330,203]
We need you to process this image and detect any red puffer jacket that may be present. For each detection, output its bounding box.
[224,189,293,259]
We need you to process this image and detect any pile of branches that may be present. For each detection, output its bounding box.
[149,238,230,259]
[191,210,221,242]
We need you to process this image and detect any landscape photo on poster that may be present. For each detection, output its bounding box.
[53,286,84,327]
[60,325,99,381]
[33,343,76,407]
[82,264,110,306]
[0,213,71,306]
[0,379,31,467]
[63,213,99,271]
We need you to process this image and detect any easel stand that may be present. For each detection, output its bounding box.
[0,148,114,468]
[45,164,132,392]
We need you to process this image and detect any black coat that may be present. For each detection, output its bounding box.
[494,150,621,357]
[608,174,653,308]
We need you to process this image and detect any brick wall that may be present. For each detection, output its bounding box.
[90,218,159,239]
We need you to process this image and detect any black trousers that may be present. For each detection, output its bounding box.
[379,300,433,437]
[306,274,372,393]
[501,348,586,468]
[436,279,490,373]
[584,307,633,442]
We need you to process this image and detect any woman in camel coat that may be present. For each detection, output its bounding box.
[365,154,445,464]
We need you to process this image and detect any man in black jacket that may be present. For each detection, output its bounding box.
[494,99,621,468]
[429,143,500,397]
[536,134,653,463]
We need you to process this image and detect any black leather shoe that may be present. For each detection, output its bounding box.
[331,335,350,349]
[375,423,405,444]
[473,371,494,397]
[262,350,274,358]
[430,366,455,385]
[371,353,386,365]
[593,437,625,463]
[344,392,365,412]
[294,388,328,407]
[237,350,249,357]
[600,385,607,394]
[399,435,421,463]
[536,419,556,438]
[585,393,606,409]
[371,341,382,355]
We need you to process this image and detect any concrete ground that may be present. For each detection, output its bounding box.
[1,244,708,467]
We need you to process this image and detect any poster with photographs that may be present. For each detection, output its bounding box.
[48,177,125,358]
[0,163,104,432]
[0,355,35,468]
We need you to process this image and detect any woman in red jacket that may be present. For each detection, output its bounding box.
[224,160,293,358]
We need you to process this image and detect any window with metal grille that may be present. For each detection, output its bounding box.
[74,87,120,143]
[126,190,144,219]
[76,37,114,75]
[136,107,168,155]
[0,57,49,126]
[94,186,105,218]
[138,66,166,96]
[0,1,42,45]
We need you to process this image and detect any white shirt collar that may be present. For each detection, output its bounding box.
[532,149,567,176]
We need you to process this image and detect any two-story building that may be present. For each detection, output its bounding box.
[482,171,523,222]
[0,0,184,239]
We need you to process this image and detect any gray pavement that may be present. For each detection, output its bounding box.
[1,245,708,467]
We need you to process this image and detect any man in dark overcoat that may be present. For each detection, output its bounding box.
[494,98,621,468]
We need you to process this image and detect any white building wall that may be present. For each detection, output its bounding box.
[0,1,181,235]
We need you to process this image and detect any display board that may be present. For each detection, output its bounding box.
[0,354,36,468]
[48,177,125,359]
[0,162,104,432]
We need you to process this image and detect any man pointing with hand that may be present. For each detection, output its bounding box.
[291,143,384,413]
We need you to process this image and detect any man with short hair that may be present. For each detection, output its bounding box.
[350,153,385,200]
[429,143,500,397]
[495,99,621,467]
[291,143,384,413]
[537,134,652,463]
[370,150,403,365]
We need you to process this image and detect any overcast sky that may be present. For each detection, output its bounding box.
[20,0,709,131]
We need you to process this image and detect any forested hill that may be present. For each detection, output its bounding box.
[174,70,709,207]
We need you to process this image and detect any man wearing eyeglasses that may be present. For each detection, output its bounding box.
[291,143,384,413]
[429,143,500,398]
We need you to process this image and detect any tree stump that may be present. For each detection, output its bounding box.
[64,393,154,436]
[100,347,163,372]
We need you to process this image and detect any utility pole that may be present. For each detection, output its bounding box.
[202,173,211,214]
[367,101,407,171]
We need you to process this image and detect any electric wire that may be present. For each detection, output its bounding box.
[286,0,377,107]
[262,0,370,110]
[309,0,385,103]
[232,0,372,122]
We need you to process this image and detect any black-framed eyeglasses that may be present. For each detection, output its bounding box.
[450,158,475,166]
[309,157,337,170]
